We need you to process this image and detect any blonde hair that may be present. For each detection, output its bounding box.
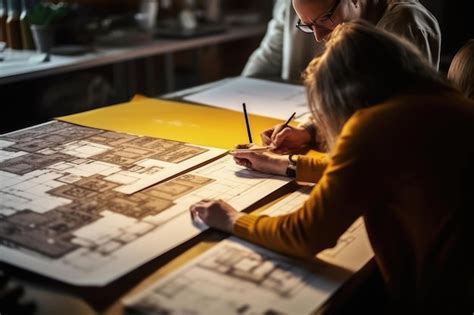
[304,20,448,149]
[448,40,474,100]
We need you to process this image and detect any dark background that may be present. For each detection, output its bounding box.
[0,0,472,134]
[420,0,474,72]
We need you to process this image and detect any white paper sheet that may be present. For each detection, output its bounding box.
[184,77,309,120]
[0,153,290,286]
[123,238,348,315]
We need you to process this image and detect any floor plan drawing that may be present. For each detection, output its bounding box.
[123,238,339,315]
[0,122,290,285]
[0,121,226,195]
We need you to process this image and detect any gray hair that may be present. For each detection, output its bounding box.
[304,20,449,149]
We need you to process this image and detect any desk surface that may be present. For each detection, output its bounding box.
[2,80,375,315]
[0,24,266,85]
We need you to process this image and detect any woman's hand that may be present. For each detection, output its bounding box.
[230,144,289,176]
[189,199,244,233]
[260,124,311,153]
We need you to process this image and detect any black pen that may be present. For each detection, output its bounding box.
[242,102,253,143]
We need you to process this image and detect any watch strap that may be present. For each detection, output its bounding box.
[286,154,297,177]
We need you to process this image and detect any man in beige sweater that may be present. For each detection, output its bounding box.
[242,0,440,81]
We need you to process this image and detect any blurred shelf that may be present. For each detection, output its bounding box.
[0,24,267,85]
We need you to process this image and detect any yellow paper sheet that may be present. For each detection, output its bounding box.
[58,97,292,149]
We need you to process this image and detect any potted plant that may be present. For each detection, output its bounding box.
[28,1,69,58]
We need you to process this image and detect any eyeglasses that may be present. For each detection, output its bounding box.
[296,0,341,33]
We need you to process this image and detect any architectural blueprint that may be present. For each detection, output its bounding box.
[124,238,347,315]
[123,188,374,315]
[0,122,290,285]
[124,238,339,315]
[0,121,226,195]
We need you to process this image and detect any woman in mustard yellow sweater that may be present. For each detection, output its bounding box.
[190,21,474,312]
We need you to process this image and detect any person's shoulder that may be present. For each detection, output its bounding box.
[384,1,436,19]
[273,0,293,17]
[340,103,395,142]
[379,1,439,31]
[335,102,397,155]
[344,96,415,131]
[345,91,474,138]
[341,93,444,144]
[335,91,474,169]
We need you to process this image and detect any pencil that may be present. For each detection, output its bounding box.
[229,146,271,154]
[242,102,253,143]
[266,112,297,149]
[282,112,296,129]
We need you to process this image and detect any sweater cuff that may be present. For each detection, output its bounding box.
[296,153,327,183]
[233,214,260,238]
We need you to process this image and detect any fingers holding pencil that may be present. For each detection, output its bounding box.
[260,112,297,153]
[229,143,266,169]
[235,108,296,175]
[230,144,289,176]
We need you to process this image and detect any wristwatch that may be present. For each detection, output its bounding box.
[286,154,298,177]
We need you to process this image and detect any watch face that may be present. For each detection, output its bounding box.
[289,154,298,165]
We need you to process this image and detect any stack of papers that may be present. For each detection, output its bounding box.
[184,77,309,121]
